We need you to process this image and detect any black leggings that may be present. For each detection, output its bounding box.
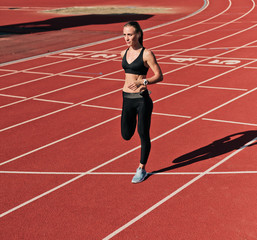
[121,91,153,165]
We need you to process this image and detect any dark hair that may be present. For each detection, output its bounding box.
[124,21,143,46]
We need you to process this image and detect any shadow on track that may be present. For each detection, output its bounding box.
[0,14,153,35]
[150,130,257,176]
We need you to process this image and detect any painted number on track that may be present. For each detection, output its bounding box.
[208,59,241,65]
[91,54,117,59]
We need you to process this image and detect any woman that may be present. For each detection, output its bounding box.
[121,21,163,183]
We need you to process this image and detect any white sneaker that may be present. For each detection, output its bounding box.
[132,168,147,183]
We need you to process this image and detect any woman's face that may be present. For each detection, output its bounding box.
[123,26,139,47]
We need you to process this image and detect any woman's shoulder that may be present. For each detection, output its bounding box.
[144,47,151,52]
[121,49,128,58]
[143,48,156,60]
[121,50,125,58]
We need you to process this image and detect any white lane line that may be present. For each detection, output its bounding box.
[207,171,257,174]
[152,112,191,118]
[202,118,257,126]
[0,171,199,175]
[198,85,248,91]
[1,171,256,175]
[32,98,73,105]
[0,93,27,99]
[80,104,121,111]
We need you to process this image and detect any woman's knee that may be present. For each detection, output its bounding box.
[121,129,134,141]
[137,126,150,140]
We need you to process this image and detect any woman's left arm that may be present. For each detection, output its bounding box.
[142,49,163,84]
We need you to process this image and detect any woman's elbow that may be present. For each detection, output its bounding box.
[159,73,163,82]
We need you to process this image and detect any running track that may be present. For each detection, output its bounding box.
[0,0,257,239]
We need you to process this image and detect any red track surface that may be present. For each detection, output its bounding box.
[1,0,257,239]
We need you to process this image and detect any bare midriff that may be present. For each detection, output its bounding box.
[123,73,147,93]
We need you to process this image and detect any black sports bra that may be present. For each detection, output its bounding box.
[122,47,149,75]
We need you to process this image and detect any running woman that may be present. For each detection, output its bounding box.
[121,21,163,183]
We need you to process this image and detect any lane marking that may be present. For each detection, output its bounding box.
[0,93,27,99]
[22,70,52,75]
[60,53,83,56]
[245,66,257,69]
[198,85,248,91]
[195,63,236,68]
[1,171,256,175]
[0,171,199,175]
[81,104,121,111]
[207,171,257,174]
[152,112,191,118]
[202,118,257,126]
[33,98,73,105]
